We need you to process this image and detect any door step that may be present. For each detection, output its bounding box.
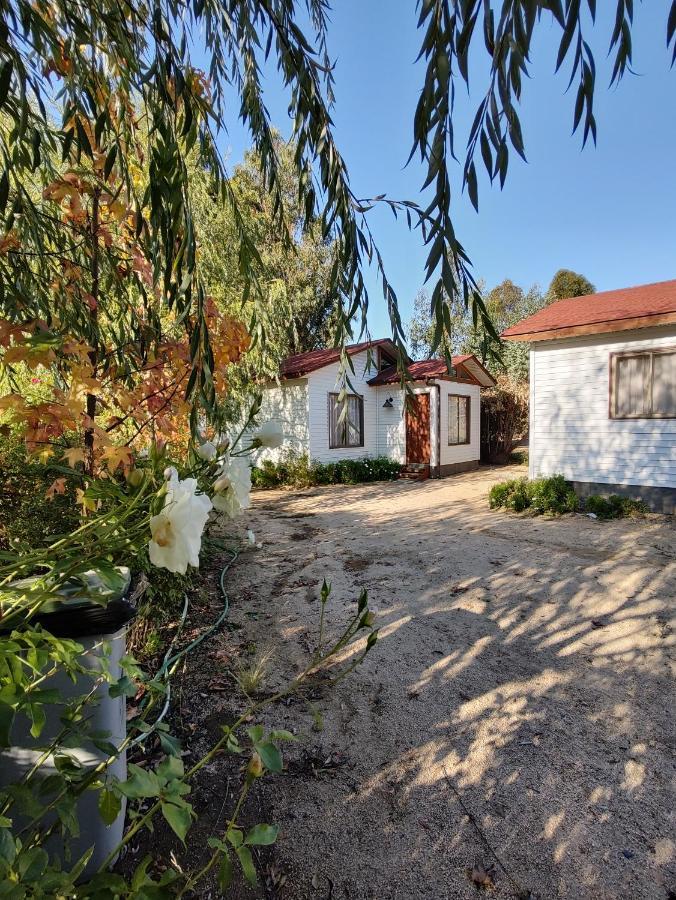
[399,464,430,481]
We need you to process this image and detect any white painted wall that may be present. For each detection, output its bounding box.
[307,351,379,463]
[438,381,481,467]
[529,326,676,489]
[377,381,479,468]
[252,359,483,470]
[375,386,406,463]
[249,378,309,465]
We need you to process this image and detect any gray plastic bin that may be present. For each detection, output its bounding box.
[0,568,135,877]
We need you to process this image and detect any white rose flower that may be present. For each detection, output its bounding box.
[196,440,217,461]
[149,475,212,574]
[255,421,283,449]
[212,453,251,518]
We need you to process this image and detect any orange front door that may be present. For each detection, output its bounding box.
[406,393,431,464]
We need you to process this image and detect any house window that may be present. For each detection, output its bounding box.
[448,394,470,445]
[328,393,364,448]
[611,348,676,418]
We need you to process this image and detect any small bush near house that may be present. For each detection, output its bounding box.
[488,474,578,515]
[584,494,648,520]
[251,453,316,489]
[509,448,528,466]
[251,453,402,489]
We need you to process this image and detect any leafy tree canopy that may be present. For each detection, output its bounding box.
[0,0,672,427]
[191,135,336,389]
[409,277,548,381]
[547,269,596,302]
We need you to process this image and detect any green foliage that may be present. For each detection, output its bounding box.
[189,135,338,396]
[0,481,379,895]
[489,475,578,516]
[480,376,529,464]
[509,449,528,466]
[584,494,647,520]
[251,454,402,490]
[408,278,545,380]
[547,269,596,302]
[0,435,79,552]
[490,478,650,520]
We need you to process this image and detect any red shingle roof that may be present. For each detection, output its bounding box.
[368,354,495,387]
[502,279,676,342]
[279,339,399,378]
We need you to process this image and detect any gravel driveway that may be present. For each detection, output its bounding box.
[214,465,675,900]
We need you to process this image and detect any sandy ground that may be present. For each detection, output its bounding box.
[185,466,675,900]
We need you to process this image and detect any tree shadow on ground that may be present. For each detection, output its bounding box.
[210,469,675,899]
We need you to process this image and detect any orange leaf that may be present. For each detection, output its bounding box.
[45,477,67,501]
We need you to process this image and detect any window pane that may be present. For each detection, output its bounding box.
[329,394,341,446]
[616,355,650,416]
[653,352,676,416]
[448,396,459,444]
[329,393,362,447]
[458,397,468,443]
[347,395,362,445]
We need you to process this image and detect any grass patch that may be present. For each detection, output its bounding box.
[252,453,402,490]
[236,649,273,696]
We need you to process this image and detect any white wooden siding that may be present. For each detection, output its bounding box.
[438,381,481,467]
[529,326,676,489]
[377,381,479,467]
[307,351,379,462]
[375,386,406,462]
[249,379,309,464]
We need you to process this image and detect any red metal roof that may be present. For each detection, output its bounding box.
[280,339,399,378]
[368,355,494,387]
[502,279,676,342]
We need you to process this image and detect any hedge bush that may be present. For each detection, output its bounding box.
[488,474,578,515]
[251,453,402,489]
[489,476,651,519]
[584,494,647,520]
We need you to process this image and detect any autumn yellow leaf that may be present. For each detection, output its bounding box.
[101,444,134,472]
[63,447,86,467]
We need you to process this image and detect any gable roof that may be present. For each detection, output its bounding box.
[368,354,496,388]
[279,339,399,379]
[502,278,676,342]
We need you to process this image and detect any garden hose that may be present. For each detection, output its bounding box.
[128,547,239,749]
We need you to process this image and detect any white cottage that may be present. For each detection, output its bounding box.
[251,339,495,478]
[503,279,676,513]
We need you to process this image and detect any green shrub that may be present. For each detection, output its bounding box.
[527,474,578,514]
[488,478,517,509]
[251,453,402,489]
[0,436,80,552]
[509,448,528,466]
[584,494,648,520]
[489,474,578,515]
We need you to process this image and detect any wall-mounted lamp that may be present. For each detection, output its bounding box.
[382,397,394,408]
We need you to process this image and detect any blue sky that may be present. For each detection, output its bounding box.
[213,3,675,338]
